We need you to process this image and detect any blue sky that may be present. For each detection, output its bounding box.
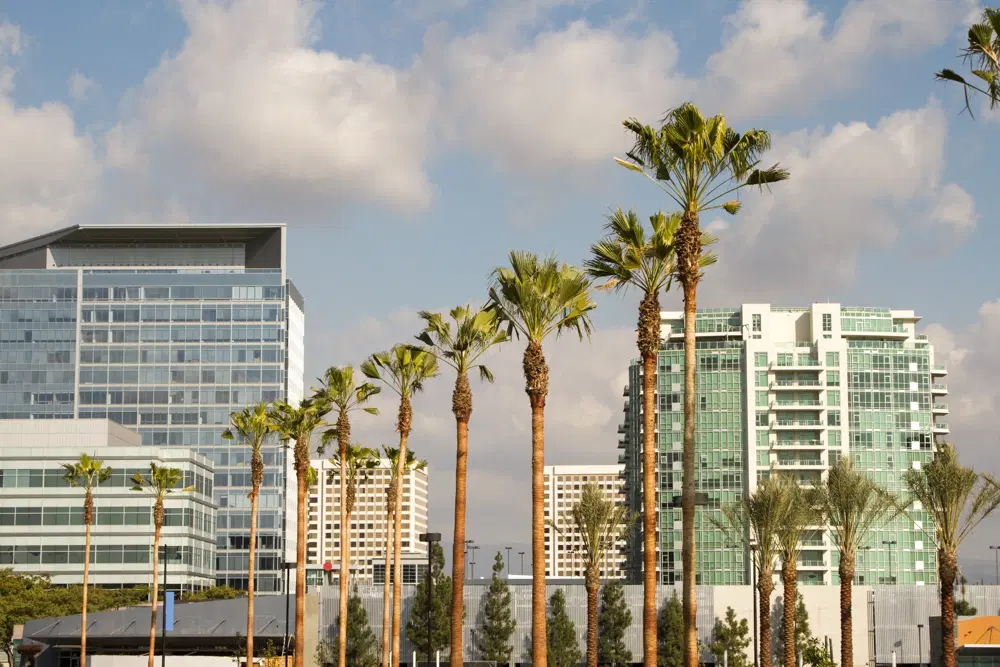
[3,0,1000,579]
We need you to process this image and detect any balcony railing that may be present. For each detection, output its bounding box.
[771,379,822,388]
[771,400,822,408]
[774,459,824,467]
[932,384,948,392]
[772,420,824,427]
[932,404,948,411]
[933,423,949,430]
[773,440,824,448]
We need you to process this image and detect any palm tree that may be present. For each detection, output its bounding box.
[62,454,113,667]
[130,463,191,667]
[270,397,330,667]
[904,443,1000,667]
[773,477,818,667]
[585,208,715,667]
[416,304,508,667]
[379,445,427,667]
[618,103,789,667]
[936,8,1000,116]
[314,366,381,667]
[221,402,274,667]
[362,346,439,667]
[328,444,380,552]
[552,482,635,667]
[815,458,899,667]
[487,250,596,666]
[713,476,789,667]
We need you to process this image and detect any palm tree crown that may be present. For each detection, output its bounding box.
[557,482,635,574]
[131,463,189,505]
[362,345,439,432]
[62,454,113,513]
[416,304,508,384]
[314,365,380,453]
[329,444,380,514]
[936,8,1000,116]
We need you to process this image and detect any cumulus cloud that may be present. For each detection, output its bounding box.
[67,72,96,102]
[0,23,100,243]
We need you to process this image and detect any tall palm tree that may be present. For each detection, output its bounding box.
[773,477,818,667]
[552,482,635,667]
[314,366,381,667]
[379,445,427,667]
[904,443,1000,667]
[585,208,715,667]
[222,402,274,667]
[62,454,113,667]
[619,103,789,667]
[130,463,191,667]
[362,346,439,667]
[713,476,790,667]
[270,397,330,667]
[416,304,508,667]
[936,8,1000,116]
[487,250,596,667]
[816,458,899,667]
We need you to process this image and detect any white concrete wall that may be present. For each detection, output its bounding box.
[91,656,236,667]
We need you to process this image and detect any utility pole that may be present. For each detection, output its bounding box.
[505,547,512,575]
[160,546,170,667]
[469,545,479,580]
[990,546,1000,584]
[519,552,525,575]
[419,533,441,665]
[882,540,897,584]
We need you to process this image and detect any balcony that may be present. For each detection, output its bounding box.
[618,454,627,464]
[773,440,824,448]
[771,420,825,430]
[932,404,949,415]
[842,325,909,340]
[618,438,627,449]
[771,400,823,410]
[618,424,626,434]
[933,423,949,434]
[773,459,825,470]
[770,379,822,389]
[797,559,827,569]
[771,359,821,370]
[623,386,630,397]
[932,364,947,376]
[931,384,948,395]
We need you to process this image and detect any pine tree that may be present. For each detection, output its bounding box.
[548,590,582,667]
[657,592,683,667]
[479,552,517,664]
[332,586,379,667]
[598,582,632,667]
[775,592,811,666]
[406,542,453,661]
[709,607,751,667]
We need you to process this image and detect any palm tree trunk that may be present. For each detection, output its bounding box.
[82,494,92,667]
[681,276,698,667]
[148,519,162,667]
[382,503,393,667]
[450,407,470,667]
[782,563,797,667]
[758,569,773,667]
[586,567,600,667]
[525,340,548,667]
[839,552,854,667]
[392,433,409,667]
[641,351,657,667]
[247,483,259,667]
[940,548,958,667]
[339,441,350,667]
[294,436,309,667]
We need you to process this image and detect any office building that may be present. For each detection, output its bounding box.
[543,464,628,579]
[0,419,216,592]
[0,225,305,591]
[619,304,947,586]
[306,457,429,579]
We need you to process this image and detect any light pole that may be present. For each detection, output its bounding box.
[991,546,1000,584]
[519,551,525,575]
[419,533,442,664]
[463,539,474,580]
[505,546,512,575]
[857,546,872,585]
[882,540,897,584]
[160,545,175,667]
[469,545,479,580]
[917,623,924,667]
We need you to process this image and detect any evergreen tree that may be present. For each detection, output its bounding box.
[657,592,683,667]
[406,542,452,661]
[548,590,583,667]
[333,585,379,667]
[479,552,517,664]
[775,593,811,666]
[598,582,632,667]
[709,607,751,667]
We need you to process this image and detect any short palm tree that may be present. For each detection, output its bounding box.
[131,463,191,667]
[62,454,113,667]
[618,103,788,667]
[416,304,508,667]
[328,444,380,544]
[314,366,380,667]
[552,482,635,667]
[487,250,595,666]
[713,476,789,667]
[585,207,715,667]
[362,346,439,667]
[379,445,427,667]
[904,443,1000,667]
[773,477,819,667]
[222,402,274,667]
[936,8,1000,116]
[269,397,329,667]
[816,458,899,667]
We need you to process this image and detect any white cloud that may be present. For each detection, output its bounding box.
[106,0,435,216]
[0,23,100,243]
[67,71,96,102]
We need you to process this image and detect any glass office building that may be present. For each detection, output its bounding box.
[619,304,947,587]
[0,225,305,591]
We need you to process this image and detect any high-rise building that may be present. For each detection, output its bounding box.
[0,419,216,592]
[543,464,628,579]
[619,304,947,587]
[0,225,305,591]
[306,457,429,579]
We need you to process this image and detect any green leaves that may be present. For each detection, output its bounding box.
[936,8,1000,117]
[313,365,381,455]
[815,458,900,560]
[416,303,508,382]
[362,344,439,399]
[61,454,112,490]
[130,463,190,499]
[553,482,636,572]
[222,401,273,454]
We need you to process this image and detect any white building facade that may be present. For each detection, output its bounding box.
[306,457,429,580]
[543,464,628,579]
[0,419,217,592]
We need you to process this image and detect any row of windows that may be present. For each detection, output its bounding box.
[80,366,283,386]
[82,304,282,323]
[0,544,213,569]
[0,286,77,302]
[81,285,283,301]
[79,325,283,344]
[77,404,281,427]
[79,383,281,405]
[0,468,212,496]
[0,506,213,531]
[82,346,282,365]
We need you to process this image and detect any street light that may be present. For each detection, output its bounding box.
[505,546,513,575]
[463,540,474,580]
[469,545,480,580]
[882,540,897,584]
[159,545,178,667]
[518,551,525,575]
[419,533,442,664]
[917,623,924,667]
[990,546,1000,584]
[857,546,872,585]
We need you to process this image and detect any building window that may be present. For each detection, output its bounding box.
[756,411,769,427]
[752,314,761,332]
[828,410,841,426]
[826,370,840,387]
[822,313,832,332]
[754,352,768,368]
[826,352,840,367]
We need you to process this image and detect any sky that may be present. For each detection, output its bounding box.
[3,0,1000,582]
